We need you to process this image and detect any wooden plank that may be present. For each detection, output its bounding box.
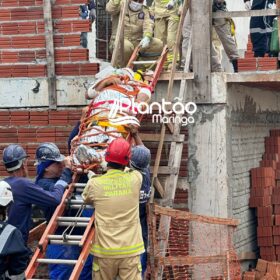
[111,0,129,67]
[159,72,194,81]
[213,9,280,19]
[157,255,227,266]
[140,133,185,142]
[154,205,239,226]
[43,0,56,109]
[191,0,211,102]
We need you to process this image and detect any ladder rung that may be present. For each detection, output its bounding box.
[48,235,83,240]
[132,60,157,65]
[37,258,77,265]
[67,199,84,205]
[57,221,88,227]
[70,205,93,210]
[73,183,87,187]
[49,240,81,245]
[57,217,90,222]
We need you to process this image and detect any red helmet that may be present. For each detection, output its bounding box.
[105,138,131,166]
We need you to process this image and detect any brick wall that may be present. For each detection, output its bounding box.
[0,0,99,77]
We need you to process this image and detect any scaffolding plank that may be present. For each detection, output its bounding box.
[191,0,211,102]
[43,0,56,109]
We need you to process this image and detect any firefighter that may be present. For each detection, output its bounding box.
[34,142,93,280]
[151,0,180,68]
[244,0,276,57]
[0,181,30,280]
[2,144,71,244]
[129,127,151,278]
[106,0,163,67]
[82,138,144,279]
[212,0,239,72]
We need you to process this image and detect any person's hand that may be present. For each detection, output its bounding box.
[139,36,151,49]
[81,106,89,121]
[244,1,251,10]
[64,156,72,169]
[128,125,139,135]
[166,0,175,10]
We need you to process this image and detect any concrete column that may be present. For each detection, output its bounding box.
[188,104,231,218]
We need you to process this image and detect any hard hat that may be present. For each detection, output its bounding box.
[105,138,131,166]
[35,142,65,164]
[0,181,13,207]
[3,144,28,172]
[130,145,151,170]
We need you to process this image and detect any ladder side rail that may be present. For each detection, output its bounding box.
[151,0,190,198]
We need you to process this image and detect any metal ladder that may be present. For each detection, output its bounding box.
[25,176,95,280]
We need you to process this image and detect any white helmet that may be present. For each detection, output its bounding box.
[0,181,13,207]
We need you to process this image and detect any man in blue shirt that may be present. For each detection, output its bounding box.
[129,126,151,278]
[2,144,71,244]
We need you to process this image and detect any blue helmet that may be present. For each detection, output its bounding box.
[35,142,65,164]
[130,145,151,171]
[3,144,28,172]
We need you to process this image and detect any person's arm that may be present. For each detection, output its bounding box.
[23,158,72,207]
[106,0,121,15]
[142,7,154,39]
[82,179,95,205]
[129,125,143,146]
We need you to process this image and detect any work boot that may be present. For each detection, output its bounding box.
[232,59,238,73]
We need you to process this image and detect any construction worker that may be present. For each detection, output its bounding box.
[151,0,180,68]
[212,0,239,72]
[2,144,71,244]
[244,0,276,57]
[106,0,163,67]
[0,181,30,280]
[34,142,93,280]
[129,126,151,278]
[82,138,144,279]
[34,142,72,222]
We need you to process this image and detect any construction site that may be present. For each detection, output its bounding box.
[0,0,280,279]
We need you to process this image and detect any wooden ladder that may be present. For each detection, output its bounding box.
[148,0,192,278]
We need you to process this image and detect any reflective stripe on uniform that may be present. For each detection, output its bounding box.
[0,224,15,254]
[250,27,273,34]
[92,242,145,256]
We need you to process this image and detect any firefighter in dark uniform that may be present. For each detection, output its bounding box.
[244,0,276,57]
[0,181,30,280]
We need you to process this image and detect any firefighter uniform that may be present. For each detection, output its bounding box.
[212,0,239,72]
[82,169,144,279]
[246,0,276,57]
[106,0,163,67]
[151,0,180,65]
